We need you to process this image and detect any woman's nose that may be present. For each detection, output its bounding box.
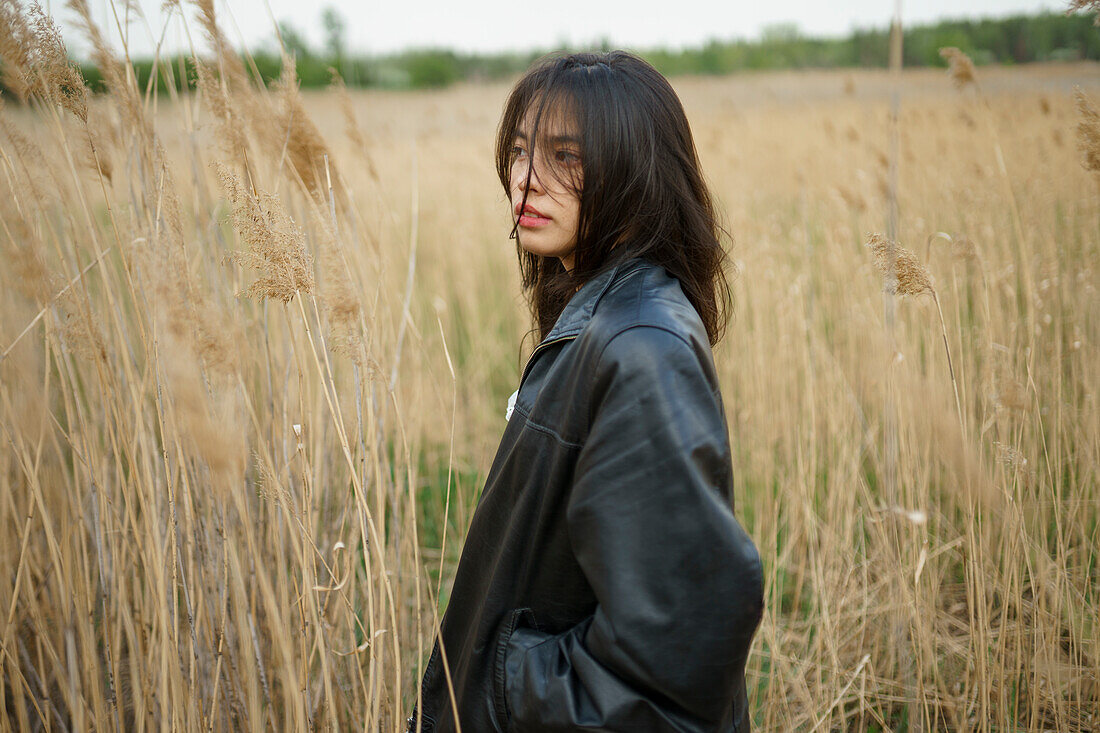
[513,160,543,195]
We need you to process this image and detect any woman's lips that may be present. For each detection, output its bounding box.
[515,203,551,228]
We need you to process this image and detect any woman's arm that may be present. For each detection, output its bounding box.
[494,324,764,732]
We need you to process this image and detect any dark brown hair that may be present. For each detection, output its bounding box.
[495,50,732,346]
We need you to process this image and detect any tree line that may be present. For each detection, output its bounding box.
[8,9,1099,96]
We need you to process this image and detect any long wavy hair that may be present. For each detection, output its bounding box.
[495,50,732,346]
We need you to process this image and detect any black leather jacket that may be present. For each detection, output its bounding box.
[410,257,764,732]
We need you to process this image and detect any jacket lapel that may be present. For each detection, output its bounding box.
[540,257,648,344]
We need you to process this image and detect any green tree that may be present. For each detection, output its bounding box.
[321,6,346,69]
[278,20,312,59]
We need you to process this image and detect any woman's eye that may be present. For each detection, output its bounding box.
[555,149,580,165]
[511,145,527,159]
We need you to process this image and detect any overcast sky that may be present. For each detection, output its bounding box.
[54,0,1073,59]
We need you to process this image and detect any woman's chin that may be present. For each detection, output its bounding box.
[517,240,566,262]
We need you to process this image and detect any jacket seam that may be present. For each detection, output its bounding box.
[599,322,696,360]
[509,403,584,449]
[631,266,648,323]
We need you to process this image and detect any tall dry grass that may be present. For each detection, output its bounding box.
[0,2,430,729]
[0,3,1097,731]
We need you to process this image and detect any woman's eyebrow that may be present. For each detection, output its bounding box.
[513,131,580,145]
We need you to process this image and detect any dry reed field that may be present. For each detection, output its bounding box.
[1,2,1098,730]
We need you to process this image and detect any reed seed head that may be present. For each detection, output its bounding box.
[331,69,379,182]
[58,290,107,363]
[995,378,1029,412]
[835,184,866,213]
[950,235,979,263]
[274,55,335,197]
[1073,87,1100,174]
[192,0,249,93]
[1066,0,1100,25]
[0,108,58,206]
[939,47,976,90]
[3,200,53,303]
[313,215,364,364]
[0,0,32,100]
[866,234,935,297]
[194,60,250,161]
[25,2,87,122]
[67,0,147,135]
[994,441,1029,470]
[162,331,246,486]
[219,164,315,303]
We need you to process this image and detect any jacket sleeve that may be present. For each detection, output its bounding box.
[496,325,764,732]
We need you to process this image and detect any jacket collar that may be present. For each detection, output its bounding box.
[540,256,650,344]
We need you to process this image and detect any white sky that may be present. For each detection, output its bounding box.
[53,0,1073,59]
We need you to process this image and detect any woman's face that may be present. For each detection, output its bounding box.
[509,105,583,272]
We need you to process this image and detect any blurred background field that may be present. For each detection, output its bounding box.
[1,1,1098,730]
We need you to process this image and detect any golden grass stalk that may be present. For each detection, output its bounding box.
[938,44,1034,347]
[331,69,380,182]
[1073,87,1100,174]
[866,234,964,433]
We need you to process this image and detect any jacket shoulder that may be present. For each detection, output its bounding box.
[583,260,711,357]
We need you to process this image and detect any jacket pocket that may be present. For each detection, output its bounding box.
[492,608,532,733]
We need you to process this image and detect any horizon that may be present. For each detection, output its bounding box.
[55,0,1073,61]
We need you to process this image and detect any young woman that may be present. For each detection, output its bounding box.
[409,51,764,733]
